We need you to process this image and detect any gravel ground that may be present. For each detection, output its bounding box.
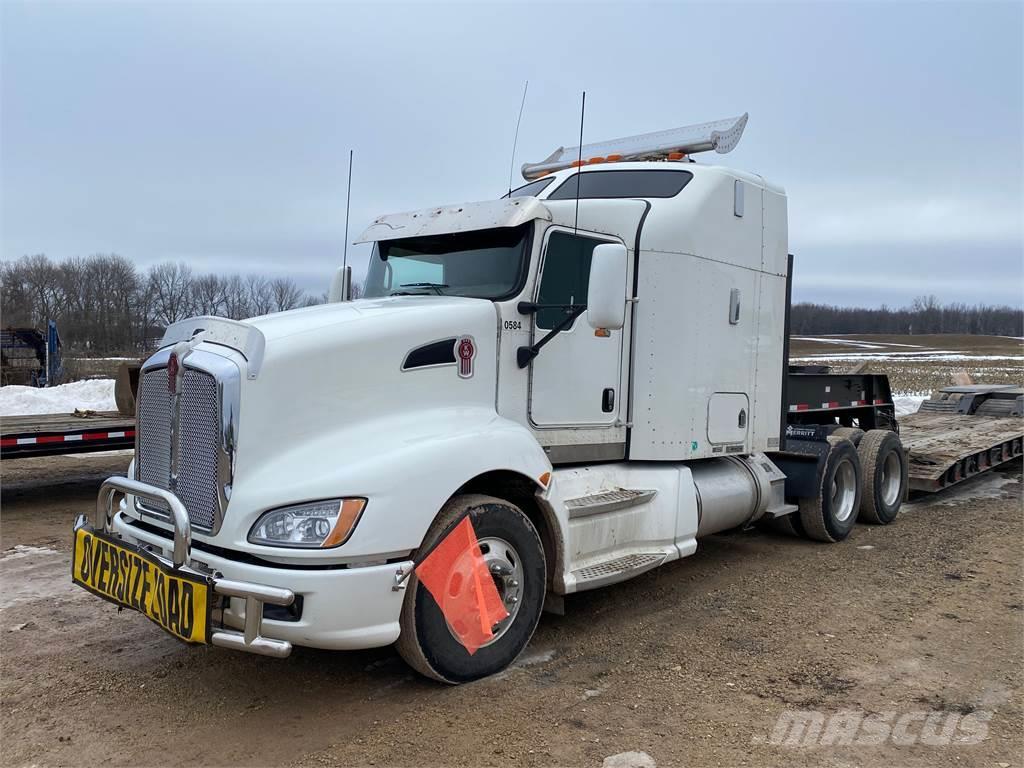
[1,452,1021,768]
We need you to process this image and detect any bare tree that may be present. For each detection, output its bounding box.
[270,277,304,312]
[245,274,274,317]
[148,262,195,325]
[220,274,249,320]
[192,274,227,316]
[18,254,63,325]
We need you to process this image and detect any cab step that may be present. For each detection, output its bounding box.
[571,552,667,591]
[565,488,657,519]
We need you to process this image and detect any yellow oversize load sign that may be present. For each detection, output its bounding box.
[72,526,212,644]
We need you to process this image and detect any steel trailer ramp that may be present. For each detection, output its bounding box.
[900,411,1023,492]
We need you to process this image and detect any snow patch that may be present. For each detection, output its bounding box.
[0,545,76,611]
[793,337,926,350]
[1,545,62,561]
[603,752,656,768]
[793,337,887,349]
[893,394,927,416]
[514,648,556,666]
[791,352,1023,362]
[0,379,116,417]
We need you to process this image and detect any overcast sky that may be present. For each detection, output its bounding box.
[2,1,1022,307]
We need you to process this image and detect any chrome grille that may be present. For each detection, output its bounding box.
[136,365,221,531]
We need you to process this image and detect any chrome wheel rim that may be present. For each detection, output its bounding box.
[881,450,902,507]
[444,536,523,648]
[831,458,857,522]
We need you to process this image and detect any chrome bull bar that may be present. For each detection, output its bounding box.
[92,476,295,658]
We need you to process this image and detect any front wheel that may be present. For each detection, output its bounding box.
[395,494,546,683]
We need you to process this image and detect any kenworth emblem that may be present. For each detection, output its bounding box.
[166,352,179,394]
[457,336,475,379]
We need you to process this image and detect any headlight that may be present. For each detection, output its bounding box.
[248,498,366,549]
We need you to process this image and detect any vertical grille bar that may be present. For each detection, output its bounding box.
[136,366,221,531]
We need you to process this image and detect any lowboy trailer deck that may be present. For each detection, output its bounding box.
[1,412,135,459]
[901,385,1023,493]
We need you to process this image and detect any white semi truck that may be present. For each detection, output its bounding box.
[73,115,917,683]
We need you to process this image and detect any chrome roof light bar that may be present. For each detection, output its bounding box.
[522,113,748,181]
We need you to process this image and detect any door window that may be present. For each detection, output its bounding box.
[536,232,602,329]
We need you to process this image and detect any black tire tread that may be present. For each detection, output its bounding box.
[799,438,861,543]
[831,427,864,446]
[395,493,544,683]
[857,429,906,524]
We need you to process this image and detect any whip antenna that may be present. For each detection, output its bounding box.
[507,81,529,197]
[342,149,353,271]
[573,91,586,234]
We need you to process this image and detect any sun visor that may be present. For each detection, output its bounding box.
[356,197,551,244]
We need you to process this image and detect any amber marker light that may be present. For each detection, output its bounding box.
[322,498,367,548]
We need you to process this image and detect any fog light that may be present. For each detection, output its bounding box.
[248,498,366,549]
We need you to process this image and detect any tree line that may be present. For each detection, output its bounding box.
[1,254,325,354]
[791,296,1023,336]
[2,254,1020,355]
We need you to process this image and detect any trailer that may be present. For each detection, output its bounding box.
[901,385,1023,492]
[1,411,135,459]
[780,373,1022,497]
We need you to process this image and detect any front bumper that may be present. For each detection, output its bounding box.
[90,477,410,656]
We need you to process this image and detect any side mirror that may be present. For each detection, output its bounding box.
[328,265,353,303]
[586,243,628,330]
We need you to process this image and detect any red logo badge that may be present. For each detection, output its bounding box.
[167,353,179,394]
[456,336,475,379]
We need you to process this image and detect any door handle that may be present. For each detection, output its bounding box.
[602,388,615,413]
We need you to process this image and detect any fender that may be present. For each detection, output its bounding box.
[210,406,552,562]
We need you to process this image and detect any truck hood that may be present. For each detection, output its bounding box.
[229,296,500,483]
[245,295,487,342]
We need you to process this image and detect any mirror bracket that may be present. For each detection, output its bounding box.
[516,304,586,368]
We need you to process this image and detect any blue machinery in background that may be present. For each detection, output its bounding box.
[0,320,63,387]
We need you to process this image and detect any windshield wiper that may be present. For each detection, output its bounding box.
[398,282,448,295]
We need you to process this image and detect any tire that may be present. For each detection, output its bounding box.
[395,494,546,683]
[831,427,864,446]
[798,438,862,543]
[857,429,907,524]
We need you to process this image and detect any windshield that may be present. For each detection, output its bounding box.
[363,224,531,300]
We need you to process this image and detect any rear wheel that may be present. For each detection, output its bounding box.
[396,494,546,683]
[831,426,864,446]
[798,438,862,542]
[857,429,907,524]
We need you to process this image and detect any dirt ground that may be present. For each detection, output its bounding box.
[1,452,1021,768]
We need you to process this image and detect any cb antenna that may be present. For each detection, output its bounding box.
[342,149,354,271]
[573,90,586,234]
[507,80,529,197]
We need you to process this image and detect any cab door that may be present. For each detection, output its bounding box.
[527,229,624,429]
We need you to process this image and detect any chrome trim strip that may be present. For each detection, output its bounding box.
[566,488,657,519]
[543,442,626,464]
[94,476,192,567]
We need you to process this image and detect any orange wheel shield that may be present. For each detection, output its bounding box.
[414,516,509,654]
